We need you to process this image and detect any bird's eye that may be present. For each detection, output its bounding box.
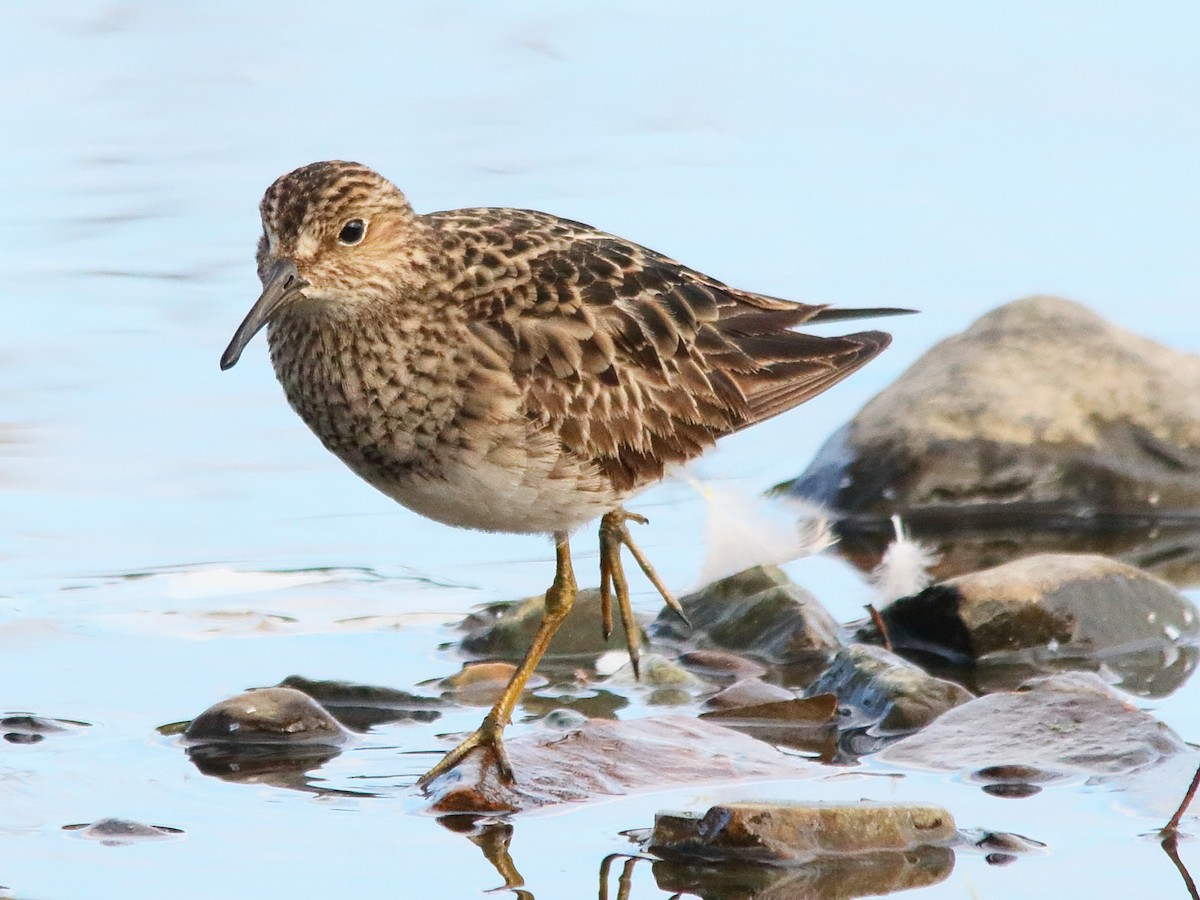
[337,219,367,246]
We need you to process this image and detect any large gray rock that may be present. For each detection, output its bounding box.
[783,296,1200,518]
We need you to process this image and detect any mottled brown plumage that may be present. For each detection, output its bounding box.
[221,160,901,788]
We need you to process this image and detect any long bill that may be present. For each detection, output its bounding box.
[220,258,308,370]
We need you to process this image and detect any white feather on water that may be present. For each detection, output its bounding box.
[869,514,940,603]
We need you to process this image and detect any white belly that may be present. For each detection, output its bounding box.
[369,449,623,535]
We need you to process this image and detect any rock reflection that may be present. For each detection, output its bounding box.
[184,740,356,794]
[646,847,954,900]
[834,511,1200,589]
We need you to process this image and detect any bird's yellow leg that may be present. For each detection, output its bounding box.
[417,534,576,789]
[598,509,690,680]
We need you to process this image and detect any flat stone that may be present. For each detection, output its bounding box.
[700,693,840,758]
[806,644,972,733]
[880,671,1187,780]
[704,679,796,710]
[878,553,1200,667]
[424,714,820,814]
[443,662,527,707]
[650,801,957,862]
[653,565,843,665]
[782,296,1200,518]
[679,649,770,681]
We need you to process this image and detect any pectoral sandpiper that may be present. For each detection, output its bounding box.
[220,160,902,788]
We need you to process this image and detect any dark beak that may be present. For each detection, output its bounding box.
[220,259,308,370]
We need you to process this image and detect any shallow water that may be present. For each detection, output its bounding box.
[3,2,1200,898]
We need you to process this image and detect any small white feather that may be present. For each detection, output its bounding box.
[870,514,939,603]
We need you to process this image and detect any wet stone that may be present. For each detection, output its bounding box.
[603,653,710,689]
[877,553,1200,667]
[782,295,1200,518]
[678,649,770,681]
[966,830,1048,855]
[63,818,184,846]
[459,587,644,661]
[972,764,1063,785]
[653,565,843,666]
[699,693,840,759]
[183,688,351,782]
[806,643,973,733]
[703,679,796,711]
[880,671,1188,781]
[424,715,821,815]
[540,707,589,730]
[649,801,958,862]
[185,687,349,747]
[1,714,88,744]
[441,662,543,707]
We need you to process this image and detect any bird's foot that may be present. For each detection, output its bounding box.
[598,508,690,680]
[416,714,514,791]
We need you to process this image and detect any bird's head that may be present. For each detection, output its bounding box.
[220,160,422,370]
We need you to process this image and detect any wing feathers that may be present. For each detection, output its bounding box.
[436,208,896,492]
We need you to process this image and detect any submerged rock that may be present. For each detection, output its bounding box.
[653,566,843,667]
[700,693,840,758]
[806,643,973,734]
[275,675,444,729]
[62,818,184,846]
[424,714,820,814]
[880,671,1187,782]
[875,553,1200,672]
[441,662,532,707]
[1,714,89,745]
[783,296,1200,519]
